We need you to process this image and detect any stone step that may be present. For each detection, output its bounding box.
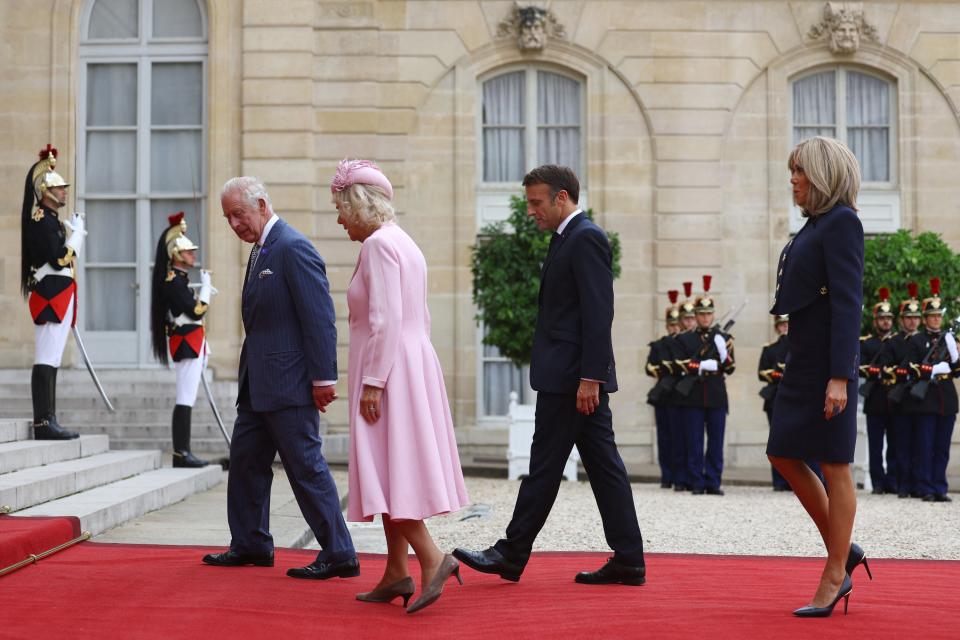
[0,435,109,474]
[0,420,31,443]
[0,381,238,397]
[0,450,161,511]
[0,368,234,384]
[108,438,230,455]
[0,408,237,424]
[0,395,240,410]
[16,466,223,536]
[68,423,234,440]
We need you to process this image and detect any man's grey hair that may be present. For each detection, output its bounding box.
[221,176,273,210]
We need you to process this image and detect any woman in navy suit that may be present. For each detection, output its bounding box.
[768,137,870,617]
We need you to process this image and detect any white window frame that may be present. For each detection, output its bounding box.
[788,66,899,233]
[475,65,586,421]
[78,0,207,366]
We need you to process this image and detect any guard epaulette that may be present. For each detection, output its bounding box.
[860,334,871,341]
[31,208,44,222]
[166,270,176,282]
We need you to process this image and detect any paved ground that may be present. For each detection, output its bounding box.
[94,456,959,561]
[319,475,960,561]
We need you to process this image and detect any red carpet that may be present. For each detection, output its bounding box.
[2,544,959,639]
[0,514,82,573]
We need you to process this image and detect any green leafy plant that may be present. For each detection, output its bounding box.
[863,230,960,332]
[471,195,621,366]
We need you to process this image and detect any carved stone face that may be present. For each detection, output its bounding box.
[517,7,547,50]
[830,18,860,53]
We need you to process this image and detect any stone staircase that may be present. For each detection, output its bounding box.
[0,418,221,536]
[0,369,237,455]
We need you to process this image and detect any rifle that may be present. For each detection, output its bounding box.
[889,330,946,404]
[675,300,747,397]
[758,362,785,401]
[858,334,891,400]
[909,330,954,401]
[646,339,677,405]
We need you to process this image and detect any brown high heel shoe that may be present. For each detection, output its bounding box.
[406,555,463,614]
[356,576,416,607]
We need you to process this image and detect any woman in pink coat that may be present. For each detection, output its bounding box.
[331,159,469,614]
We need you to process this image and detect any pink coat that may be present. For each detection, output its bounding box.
[346,222,469,521]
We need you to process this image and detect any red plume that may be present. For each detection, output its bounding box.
[667,290,678,304]
[878,287,889,302]
[907,282,918,299]
[683,282,693,298]
[930,277,941,296]
[38,143,57,159]
[167,211,185,227]
[702,274,712,293]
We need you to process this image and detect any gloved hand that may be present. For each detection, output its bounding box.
[945,333,959,363]
[64,212,87,256]
[199,269,213,304]
[931,361,951,376]
[713,334,728,362]
[699,359,718,374]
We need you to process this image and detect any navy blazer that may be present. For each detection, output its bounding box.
[770,205,864,380]
[529,213,618,394]
[238,218,338,412]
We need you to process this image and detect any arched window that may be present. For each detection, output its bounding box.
[78,0,207,365]
[791,67,898,232]
[476,66,585,418]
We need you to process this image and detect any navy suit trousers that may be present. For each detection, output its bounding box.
[494,392,644,567]
[228,399,354,562]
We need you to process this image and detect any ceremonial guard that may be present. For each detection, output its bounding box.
[902,278,956,502]
[859,287,897,494]
[674,275,735,495]
[886,283,923,497]
[670,282,699,492]
[21,145,85,440]
[645,290,681,488]
[150,212,212,467]
[758,315,790,490]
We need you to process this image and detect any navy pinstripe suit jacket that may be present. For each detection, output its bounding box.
[238,218,338,412]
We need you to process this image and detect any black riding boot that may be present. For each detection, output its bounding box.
[32,364,79,440]
[172,404,209,468]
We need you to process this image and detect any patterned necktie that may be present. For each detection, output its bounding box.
[245,243,261,285]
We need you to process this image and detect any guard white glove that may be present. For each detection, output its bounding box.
[945,332,959,363]
[198,269,213,305]
[931,361,951,376]
[64,212,87,256]
[713,333,728,363]
[699,359,718,374]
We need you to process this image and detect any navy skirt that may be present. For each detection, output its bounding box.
[766,296,857,463]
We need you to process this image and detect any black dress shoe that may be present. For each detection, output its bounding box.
[287,556,360,580]
[673,484,688,492]
[202,550,274,567]
[921,494,936,502]
[575,558,645,586]
[173,449,210,468]
[660,481,673,489]
[897,491,909,499]
[935,494,953,502]
[452,547,523,582]
[773,485,790,492]
[690,488,705,495]
[705,487,725,496]
[871,488,884,495]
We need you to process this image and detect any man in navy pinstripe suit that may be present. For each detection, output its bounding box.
[202,177,358,580]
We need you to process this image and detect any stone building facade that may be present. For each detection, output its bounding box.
[2,0,960,470]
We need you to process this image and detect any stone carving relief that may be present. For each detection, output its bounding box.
[807,2,879,54]
[497,2,567,51]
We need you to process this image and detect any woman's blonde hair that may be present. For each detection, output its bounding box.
[332,183,396,230]
[788,136,861,216]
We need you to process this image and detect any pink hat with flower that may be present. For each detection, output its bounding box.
[330,159,393,200]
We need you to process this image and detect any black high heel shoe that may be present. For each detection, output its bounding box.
[793,573,853,618]
[846,542,873,580]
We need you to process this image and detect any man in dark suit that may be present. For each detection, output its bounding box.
[203,177,358,579]
[454,165,645,586]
